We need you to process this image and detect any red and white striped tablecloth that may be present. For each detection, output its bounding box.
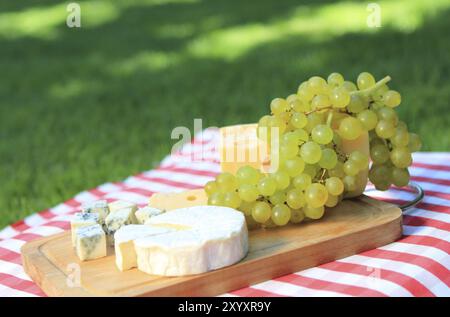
[0,129,449,297]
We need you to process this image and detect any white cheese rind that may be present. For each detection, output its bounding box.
[75,224,106,261]
[114,224,173,271]
[134,206,248,276]
[71,212,99,246]
[135,206,164,225]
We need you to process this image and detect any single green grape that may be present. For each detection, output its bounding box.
[223,192,241,209]
[377,107,398,125]
[343,175,357,191]
[408,133,422,152]
[257,177,277,196]
[238,184,259,202]
[347,94,368,114]
[369,164,391,184]
[305,183,328,208]
[325,177,344,196]
[252,201,272,223]
[269,191,287,205]
[330,87,350,108]
[370,143,390,164]
[390,147,412,168]
[270,98,289,115]
[280,142,298,159]
[282,132,300,145]
[290,209,305,224]
[325,194,339,207]
[357,109,378,130]
[357,72,375,90]
[343,160,360,176]
[383,90,401,108]
[273,170,290,190]
[339,117,363,140]
[204,181,218,195]
[341,81,357,92]
[375,180,391,191]
[328,161,345,178]
[291,112,308,129]
[308,76,328,95]
[375,120,396,139]
[327,72,344,87]
[286,188,306,209]
[293,173,312,190]
[312,124,334,145]
[390,129,409,148]
[297,82,314,101]
[271,204,291,226]
[286,94,299,104]
[300,141,322,164]
[311,94,330,109]
[283,157,305,177]
[216,173,238,192]
[304,205,325,220]
[349,151,369,170]
[208,192,225,206]
[236,166,260,185]
[318,148,338,169]
[239,201,255,216]
[392,168,410,187]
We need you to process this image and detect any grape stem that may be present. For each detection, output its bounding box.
[351,75,392,96]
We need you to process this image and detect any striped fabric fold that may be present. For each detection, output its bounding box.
[0,129,448,297]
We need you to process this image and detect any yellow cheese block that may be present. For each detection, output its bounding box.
[148,188,207,211]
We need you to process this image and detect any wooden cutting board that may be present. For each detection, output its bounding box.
[21,195,402,297]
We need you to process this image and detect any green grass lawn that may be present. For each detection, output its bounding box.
[1,0,450,229]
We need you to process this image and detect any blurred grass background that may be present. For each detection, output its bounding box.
[1,0,450,228]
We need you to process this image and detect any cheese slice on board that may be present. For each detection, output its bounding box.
[114,225,174,271]
[134,206,248,276]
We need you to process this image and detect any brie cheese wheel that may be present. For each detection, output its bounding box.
[134,206,248,276]
[114,225,173,271]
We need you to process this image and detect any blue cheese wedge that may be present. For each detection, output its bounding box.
[75,224,106,261]
[114,225,174,271]
[134,206,248,276]
[82,200,109,224]
[135,206,164,224]
[71,212,99,246]
[108,200,138,214]
[104,208,138,245]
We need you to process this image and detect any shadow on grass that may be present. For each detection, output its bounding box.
[0,0,449,226]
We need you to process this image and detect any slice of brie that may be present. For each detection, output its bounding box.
[134,206,248,276]
[114,225,174,271]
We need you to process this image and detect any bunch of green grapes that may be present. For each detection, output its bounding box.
[205,72,421,228]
